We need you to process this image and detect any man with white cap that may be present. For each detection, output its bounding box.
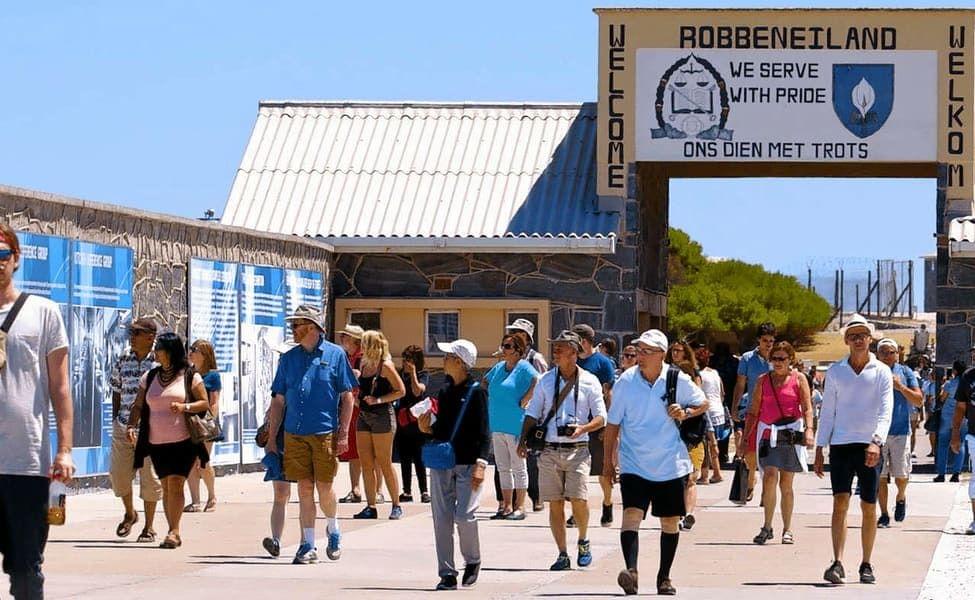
[506,318,548,373]
[418,339,491,590]
[814,314,893,585]
[518,330,606,572]
[874,337,921,528]
[603,329,708,596]
[266,305,358,564]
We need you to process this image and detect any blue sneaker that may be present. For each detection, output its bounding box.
[326,530,341,560]
[577,539,593,567]
[293,542,318,564]
[389,505,403,520]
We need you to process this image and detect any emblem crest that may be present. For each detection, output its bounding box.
[652,54,732,141]
[832,64,894,139]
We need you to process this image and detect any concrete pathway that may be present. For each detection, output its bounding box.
[43,440,970,599]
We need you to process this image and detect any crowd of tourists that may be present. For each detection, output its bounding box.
[2,220,975,598]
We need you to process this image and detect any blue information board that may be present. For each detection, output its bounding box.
[14,232,70,302]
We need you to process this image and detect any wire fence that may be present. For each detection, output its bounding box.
[789,257,918,319]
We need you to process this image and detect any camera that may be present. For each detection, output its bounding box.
[556,419,579,437]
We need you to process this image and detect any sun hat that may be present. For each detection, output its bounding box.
[505,318,536,342]
[285,304,326,332]
[635,329,669,352]
[840,313,875,338]
[437,339,478,368]
[571,323,596,343]
[339,324,365,340]
[877,338,898,350]
[128,317,158,335]
[549,330,583,353]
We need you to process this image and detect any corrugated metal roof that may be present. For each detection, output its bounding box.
[949,216,975,257]
[221,102,618,246]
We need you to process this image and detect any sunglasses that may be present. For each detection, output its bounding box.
[189,346,199,353]
[638,347,664,356]
[0,249,14,261]
[500,343,515,350]
[846,333,870,342]
[770,356,789,362]
[622,353,637,359]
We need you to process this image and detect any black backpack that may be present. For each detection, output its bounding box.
[664,367,706,446]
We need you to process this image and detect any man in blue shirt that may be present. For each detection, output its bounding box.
[572,324,618,527]
[732,322,775,500]
[875,339,922,527]
[267,305,357,565]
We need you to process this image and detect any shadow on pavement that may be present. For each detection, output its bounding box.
[743,582,837,587]
[343,587,433,592]
[482,567,554,573]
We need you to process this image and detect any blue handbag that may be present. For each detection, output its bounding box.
[421,382,479,470]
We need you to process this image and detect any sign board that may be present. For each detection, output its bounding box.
[635,49,937,162]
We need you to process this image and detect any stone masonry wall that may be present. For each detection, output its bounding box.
[0,185,332,335]
[935,165,975,365]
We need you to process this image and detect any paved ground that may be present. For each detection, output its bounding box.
[43,437,971,599]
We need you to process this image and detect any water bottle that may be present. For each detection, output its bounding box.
[48,480,67,526]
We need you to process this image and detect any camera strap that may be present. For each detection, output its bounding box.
[541,371,577,431]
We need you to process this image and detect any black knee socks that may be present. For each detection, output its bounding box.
[620,530,639,570]
[658,532,679,580]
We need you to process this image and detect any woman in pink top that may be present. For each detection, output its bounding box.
[127,333,210,549]
[746,341,814,546]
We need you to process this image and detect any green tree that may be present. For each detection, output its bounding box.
[668,228,831,347]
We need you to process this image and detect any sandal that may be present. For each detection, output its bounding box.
[137,529,156,543]
[204,498,217,512]
[505,509,527,521]
[782,531,795,545]
[753,526,774,545]
[490,509,512,520]
[159,533,182,549]
[183,503,201,513]
[746,488,754,502]
[116,512,138,538]
[709,475,724,484]
[339,491,362,503]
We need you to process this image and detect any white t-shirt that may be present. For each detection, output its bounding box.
[525,367,606,443]
[700,367,725,425]
[816,353,894,447]
[0,294,69,477]
[608,364,707,482]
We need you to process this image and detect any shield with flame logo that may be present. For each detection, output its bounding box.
[832,64,894,139]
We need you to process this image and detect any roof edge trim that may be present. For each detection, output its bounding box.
[321,235,615,255]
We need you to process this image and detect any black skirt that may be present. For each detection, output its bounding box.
[148,439,209,479]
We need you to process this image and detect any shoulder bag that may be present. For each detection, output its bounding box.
[525,373,576,454]
[0,293,30,371]
[421,381,480,470]
[664,367,706,446]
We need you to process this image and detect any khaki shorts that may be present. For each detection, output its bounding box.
[538,446,590,502]
[688,443,705,474]
[881,434,912,480]
[109,421,162,502]
[284,432,338,483]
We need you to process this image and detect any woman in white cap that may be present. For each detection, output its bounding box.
[418,339,490,590]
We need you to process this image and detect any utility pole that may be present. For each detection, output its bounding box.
[807,267,812,290]
[839,269,845,323]
[866,270,872,318]
[908,261,914,318]
[856,284,860,312]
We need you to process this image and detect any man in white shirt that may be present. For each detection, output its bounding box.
[603,330,708,596]
[519,331,606,572]
[0,224,75,599]
[814,314,893,586]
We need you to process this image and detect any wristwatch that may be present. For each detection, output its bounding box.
[870,434,883,446]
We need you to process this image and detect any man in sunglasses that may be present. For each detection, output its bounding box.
[732,322,776,500]
[0,224,74,598]
[814,314,893,585]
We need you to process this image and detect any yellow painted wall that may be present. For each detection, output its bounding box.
[334,298,550,369]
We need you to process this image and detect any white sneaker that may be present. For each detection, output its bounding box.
[967,521,975,535]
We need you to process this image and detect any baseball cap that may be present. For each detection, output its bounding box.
[840,313,875,338]
[877,338,898,350]
[571,323,596,343]
[129,317,158,335]
[635,329,669,352]
[285,304,326,332]
[505,318,535,342]
[549,330,583,352]
[437,339,478,368]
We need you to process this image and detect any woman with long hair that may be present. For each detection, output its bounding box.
[127,332,210,548]
[395,345,430,502]
[745,341,814,545]
[353,330,406,520]
[666,340,705,530]
[185,339,221,512]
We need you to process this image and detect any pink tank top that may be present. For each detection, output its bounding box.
[144,372,192,445]
[758,371,802,435]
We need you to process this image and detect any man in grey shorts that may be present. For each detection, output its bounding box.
[519,331,606,572]
[875,338,922,527]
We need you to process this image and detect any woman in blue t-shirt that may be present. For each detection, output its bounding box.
[483,333,539,520]
[186,339,222,512]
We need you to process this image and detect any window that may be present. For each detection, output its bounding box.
[349,310,381,332]
[506,311,540,349]
[426,311,459,355]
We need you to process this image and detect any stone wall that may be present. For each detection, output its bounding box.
[0,185,332,334]
[934,165,975,365]
[333,239,639,349]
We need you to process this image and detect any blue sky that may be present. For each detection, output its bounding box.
[2,0,969,306]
